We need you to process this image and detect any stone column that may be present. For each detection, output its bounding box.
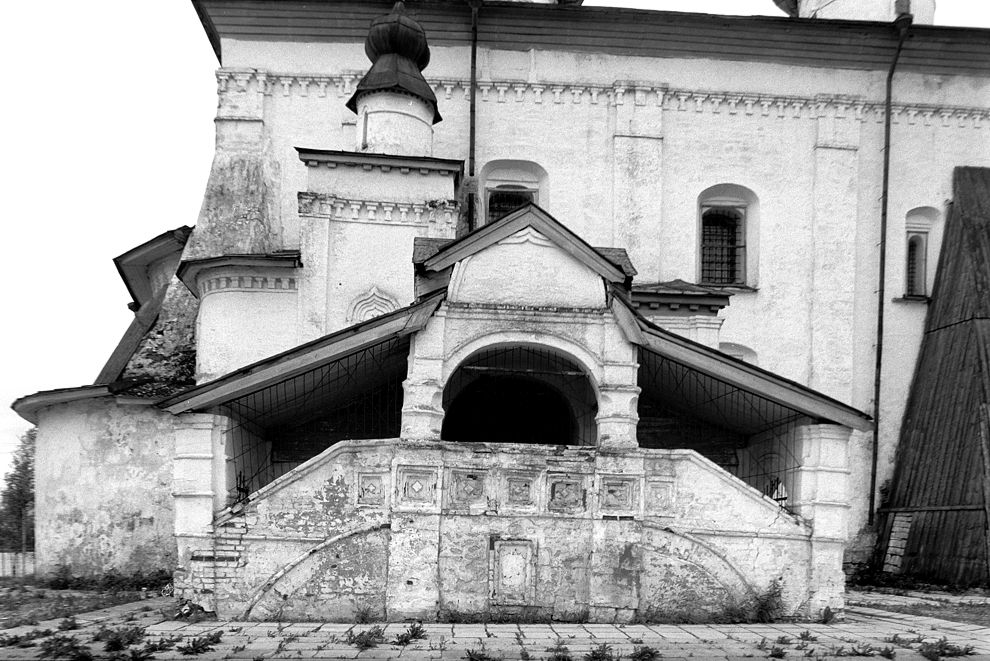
[173,413,221,605]
[401,312,447,439]
[789,423,852,615]
[597,341,641,451]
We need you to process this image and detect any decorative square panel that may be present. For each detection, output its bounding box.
[504,473,538,508]
[547,476,584,513]
[646,479,674,513]
[490,540,536,605]
[600,477,638,512]
[448,470,486,508]
[396,466,439,507]
[357,473,385,506]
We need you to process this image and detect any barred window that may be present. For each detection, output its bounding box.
[481,160,547,226]
[906,232,927,297]
[701,206,746,285]
[487,185,535,224]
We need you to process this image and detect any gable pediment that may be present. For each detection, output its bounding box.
[414,204,633,307]
[447,225,609,308]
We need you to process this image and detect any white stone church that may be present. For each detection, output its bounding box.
[13,0,990,620]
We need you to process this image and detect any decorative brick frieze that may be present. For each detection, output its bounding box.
[216,67,989,129]
[199,274,297,298]
[298,192,459,232]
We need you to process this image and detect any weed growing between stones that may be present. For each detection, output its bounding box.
[584,643,618,660]
[798,630,818,641]
[546,639,574,661]
[93,625,146,651]
[628,646,662,661]
[917,637,975,660]
[884,633,926,646]
[464,643,501,660]
[176,630,223,656]
[767,646,787,658]
[393,621,427,645]
[344,625,386,650]
[0,628,53,647]
[37,634,94,661]
[142,635,184,652]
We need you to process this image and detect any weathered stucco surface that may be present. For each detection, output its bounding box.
[34,399,177,576]
[208,29,990,559]
[177,439,843,622]
[122,276,198,395]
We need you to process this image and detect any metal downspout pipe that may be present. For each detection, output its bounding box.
[869,9,913,526]
[467,1,481,232]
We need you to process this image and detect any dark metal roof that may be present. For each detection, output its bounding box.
[193,1,990,76]
[113,226,192,308]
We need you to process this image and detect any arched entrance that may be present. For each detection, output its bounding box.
[441,345,598,445]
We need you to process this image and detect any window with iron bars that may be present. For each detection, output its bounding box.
[700,206,746,286]
[905,231,928,297]
[486,185,536,225]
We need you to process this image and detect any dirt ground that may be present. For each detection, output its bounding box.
[0,585,154,629]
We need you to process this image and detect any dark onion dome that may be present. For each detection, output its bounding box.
[773,0,799,16]
[346,2,441,124]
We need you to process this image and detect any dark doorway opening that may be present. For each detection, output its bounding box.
[442,375,574,444]
[441,344,597,445]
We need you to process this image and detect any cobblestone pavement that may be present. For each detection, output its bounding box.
[0,596,987,660]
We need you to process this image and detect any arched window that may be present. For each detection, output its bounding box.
[718,342,758,365]
[905,234,926,297]
[904,206,940,299]
[698,184,759,287]
[480,160,548,225]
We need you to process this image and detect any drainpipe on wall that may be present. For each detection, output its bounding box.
[869,6,913,526]
[466,0,481,232]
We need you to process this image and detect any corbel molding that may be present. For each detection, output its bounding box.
[216,67,989,130]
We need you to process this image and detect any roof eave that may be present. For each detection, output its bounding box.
[177,251,303,298]
[12,386,112,425]
[158,291,445,414]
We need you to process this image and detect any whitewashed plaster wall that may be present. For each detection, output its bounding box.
[194,266,300,382]
[206,34,990,548]
[33,399,178,576]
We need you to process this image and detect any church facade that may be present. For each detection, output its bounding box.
[13,0,990,619]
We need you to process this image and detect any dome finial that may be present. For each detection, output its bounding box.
[346,2,441,123]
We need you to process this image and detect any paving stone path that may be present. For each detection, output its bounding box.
[0,595,987,660]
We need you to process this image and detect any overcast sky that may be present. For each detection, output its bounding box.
[1,0,988,479]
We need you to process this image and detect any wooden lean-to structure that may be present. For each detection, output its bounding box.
[878,167,990,586]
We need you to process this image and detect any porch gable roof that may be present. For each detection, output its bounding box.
[610,292,872,432]
[421,203,628,284]
[158,291,444,414]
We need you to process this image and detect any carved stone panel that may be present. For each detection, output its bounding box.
[646,479,674,515]
[503,472,539,510]
[599,476,639,514]
[490,540,536,605]
[447,469,486,509]
[396,466,439,509]
[357,473,386,507]
[547,475,585,514]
